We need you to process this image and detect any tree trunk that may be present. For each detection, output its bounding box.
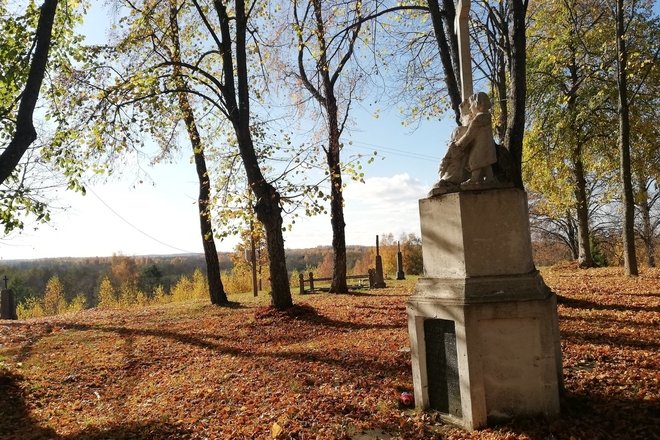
[494,27,508,142]
[573,143,594,268]
[300,0,349,293]
[566,211,579,260]
[426,0,462,124]
[215,0,292,309]
[639,190,656,267]
[615,0,638,276]
[503,0,527,189]
[169,3,228,305]
[326,96,348,293]
[0,0,59,185]
[250,219,258,297]
[250,178,292,309]
[565,51,593,268]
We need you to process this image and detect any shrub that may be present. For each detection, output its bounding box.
[16,297,45,319]
[97,276,117,309]
[42,276,66,316]
[222,268,252,295]
[171,275,194,302]
[67,294,87,313]
[152,285,168,304]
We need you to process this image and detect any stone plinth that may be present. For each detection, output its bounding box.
[407,188,562,430]
[396,251,406,280]
[1,289,17,320]
[419,188,535,279]
[374,255,386,288]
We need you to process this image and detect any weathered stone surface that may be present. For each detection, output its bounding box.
[407,188,562,430]
[419,188,535,278]
[407,290,562,430]
[1,289,17,320]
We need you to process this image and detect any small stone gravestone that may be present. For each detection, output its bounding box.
[1,276,17,320]
[396,241,406,280]
[373,236,386,288]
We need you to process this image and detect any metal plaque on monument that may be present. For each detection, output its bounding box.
[406,0,562,430]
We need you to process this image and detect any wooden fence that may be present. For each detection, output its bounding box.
[298,272,371,294]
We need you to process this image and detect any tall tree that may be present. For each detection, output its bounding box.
[426,0,461,123]
[67,0,229,305]
[525,0,617,268]
[168,1,228,303]
[612,0,638,275]
[618,0,658,268]
[0,0,81,232]
[292,0,366,293]
[504,0,528,189]
[0,0,59,184]
[207,0,293,308]
[68,0,294,308]
[606,0,659,275]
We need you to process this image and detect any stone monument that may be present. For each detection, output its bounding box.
[406,0,562,430]
[396,242,406,280]
[373,235,386,288]
[1,276,17,320]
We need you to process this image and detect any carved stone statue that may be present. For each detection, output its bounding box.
[429,100,472,195]
[429,92,505,197]
[454,92,497,188]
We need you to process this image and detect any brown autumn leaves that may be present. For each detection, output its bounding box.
[0,266,658,439]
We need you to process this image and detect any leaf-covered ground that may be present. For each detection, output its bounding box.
[0,266,658,439]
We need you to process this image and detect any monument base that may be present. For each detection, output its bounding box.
[1,289,17,320]
[408,189,562,430]
[407,276,562,430]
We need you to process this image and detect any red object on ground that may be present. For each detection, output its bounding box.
[399,392,414,406]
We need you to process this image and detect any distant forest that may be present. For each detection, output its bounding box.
[0,245,383,306]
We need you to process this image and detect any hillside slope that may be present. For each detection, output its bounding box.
[0,269,658,439]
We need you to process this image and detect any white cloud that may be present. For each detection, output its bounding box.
[285,173,430,248]
[344,173,429,206]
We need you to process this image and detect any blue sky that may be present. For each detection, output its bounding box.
[0,1,455,260]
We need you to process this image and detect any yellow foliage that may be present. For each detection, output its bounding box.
[152,285,169,304]
[97,276,117,309]
[117,283,137,307]
[67,294,87,313]
[135,290,149,307]
[222,268,252,295]
[289,269,301,289]
[42,276,67,316]
[171,275,194,302]
[16,297,44,319]
[191,269,208,299]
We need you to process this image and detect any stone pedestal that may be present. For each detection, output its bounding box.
[407,188,562,430]
[374,255,386,288]
[396,251,406,280]
[1,289,17,320]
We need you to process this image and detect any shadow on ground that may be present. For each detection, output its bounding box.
[0,370,191,440]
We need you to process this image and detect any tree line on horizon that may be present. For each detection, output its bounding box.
[0,0,657,311]
[2,234,423,318]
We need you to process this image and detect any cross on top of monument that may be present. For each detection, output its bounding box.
[3,275,8,289]
[455,0,473,101]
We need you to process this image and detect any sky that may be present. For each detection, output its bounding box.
[0,2,455,261]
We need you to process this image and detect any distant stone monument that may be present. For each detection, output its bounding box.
[406,0,562,430]
[396,242,406,280]
[373,236,386,288]
[1,276,17,320]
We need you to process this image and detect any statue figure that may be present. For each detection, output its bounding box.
[454,92,497,188]
[429,100,472,195]
[429,92,499,197]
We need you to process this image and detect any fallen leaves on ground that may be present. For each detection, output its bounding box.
[0,267,658,439]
